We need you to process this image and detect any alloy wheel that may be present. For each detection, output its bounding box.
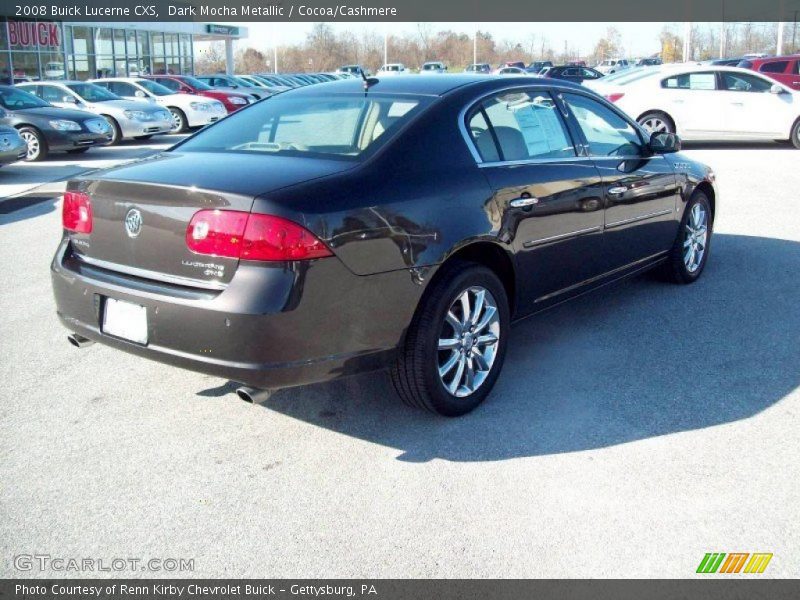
[437,286,500,398]
[170,110,184,132]
[683,203,708,273]
[640,117,669,134]
[20,131,39,160]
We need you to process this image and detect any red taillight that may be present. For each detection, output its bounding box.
[605,93,625,103]
[62,191,92,234]
[186,210,333,262]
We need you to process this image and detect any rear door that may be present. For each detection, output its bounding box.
[658,71,727,135]
[559,91,679,271]
[465,88,606,312]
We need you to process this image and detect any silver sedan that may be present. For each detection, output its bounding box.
[17,81,173,144]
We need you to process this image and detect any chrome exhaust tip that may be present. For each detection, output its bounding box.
[67,333,95,348]
[236,386,272,404]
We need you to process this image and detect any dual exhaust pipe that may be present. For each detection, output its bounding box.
[68,333,271,404]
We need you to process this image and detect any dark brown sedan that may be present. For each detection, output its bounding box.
[52,75,717,415]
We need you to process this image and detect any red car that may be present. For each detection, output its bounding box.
[142,75,252,113]
[738,55,800,92]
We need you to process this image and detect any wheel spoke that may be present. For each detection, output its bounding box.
[474,305,497,333]
[476,333,498,347]
[448,355,466,394]
[472,349,490,371]
[458,291,471,326]
[470,289,485,326]
[438,338,460,351]
[464,357,475,389]
[445,310,462,334]
[439,352,459,377]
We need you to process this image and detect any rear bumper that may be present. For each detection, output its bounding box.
[51,240,423,389]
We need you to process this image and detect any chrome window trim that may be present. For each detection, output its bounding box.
[76,254,228,291]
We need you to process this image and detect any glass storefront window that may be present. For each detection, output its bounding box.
[180,34,192,59]
[72,54,96,80]
[165,33,178,56]
[152,57,166,75]
[71,26,94,55]
[1,19,8,49]
[180,55,193,75]
[139,32,151,74]
[113,29,125,56]
[0,52,10,85]
[40,51,66,80]
[151,32,165,57]
[94,28,113,55]
[11,52,39,81]
[126,30,137,57]
[95,55,114,78]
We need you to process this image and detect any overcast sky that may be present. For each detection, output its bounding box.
[226,22,684,57]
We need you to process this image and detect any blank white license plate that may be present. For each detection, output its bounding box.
[102,298,148,344]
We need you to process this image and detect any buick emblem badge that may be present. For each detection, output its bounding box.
[125,208,143,238]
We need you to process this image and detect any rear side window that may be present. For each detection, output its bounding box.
[467,91,575,162]
[562,93,643,157]
[759,61,788,73]
[155,78,180,91]
[721,72,773,92]
[662,72,717,90]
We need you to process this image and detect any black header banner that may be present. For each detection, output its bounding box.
[1,0,799,22]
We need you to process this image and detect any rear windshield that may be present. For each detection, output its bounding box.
[177,94,430,161]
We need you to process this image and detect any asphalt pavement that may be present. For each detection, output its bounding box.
[0,141,798,578]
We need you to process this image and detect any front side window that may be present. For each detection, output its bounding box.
[136,80,172,96]
[562,93,643,157]
[721,72,774,92]
[662,72,717,90]
[467,91,575,162]
[759,61,788,74]
[177,94,427,160]
[66,83,120,102]
[154,77,180,91]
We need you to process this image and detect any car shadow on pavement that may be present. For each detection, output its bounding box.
[209,233,799,462]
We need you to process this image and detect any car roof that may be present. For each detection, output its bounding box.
[745,55,799,63]
[284,75,586,98]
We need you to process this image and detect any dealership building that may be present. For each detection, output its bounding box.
[1,19,247,83]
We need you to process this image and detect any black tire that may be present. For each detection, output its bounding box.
[66,147,90,154]
[103,115,122,145]
[169,108,188,133]
[18,126,48,161]
[134,134,153,141]
[790,119,800,150]
[390,261,510,416]
[638,111,675,134]
[660,190,713,284]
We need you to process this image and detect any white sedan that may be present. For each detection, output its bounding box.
[586,64,800,148]
[90,77,227,133]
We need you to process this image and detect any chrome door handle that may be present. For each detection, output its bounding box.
[730,102,744,106]
[510,197,539,208]
[607,186,627,195]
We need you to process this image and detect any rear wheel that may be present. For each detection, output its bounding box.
[169,108,188,133]
[661,191,713,284]
[390,262,509,416]
[638,111,675,134]
[18,127,47,161]
[790,119,800,150]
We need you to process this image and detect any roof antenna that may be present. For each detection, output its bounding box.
[360,68,379,92]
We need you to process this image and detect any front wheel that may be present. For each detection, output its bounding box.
[18,127,48,161]
[390,262,510,416]
[661,191,713,284]
[103,116,122,145]
[169,108,188,133]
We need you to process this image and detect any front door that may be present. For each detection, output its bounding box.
[465,88,606,313]
[719,70,793,138]
[658,71,727,136]
[559,91,679,272]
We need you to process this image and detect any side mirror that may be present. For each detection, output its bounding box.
[62,95,77,103]
[134,90,146,97]
[649,132,681,154]
[770,83,786,94]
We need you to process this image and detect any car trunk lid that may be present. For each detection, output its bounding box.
[68,152,354,287]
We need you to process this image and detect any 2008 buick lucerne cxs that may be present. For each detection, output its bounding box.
[52,75,717,416]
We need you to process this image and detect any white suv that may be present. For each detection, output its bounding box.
[596,58,631,75]
[90,77,227,133]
